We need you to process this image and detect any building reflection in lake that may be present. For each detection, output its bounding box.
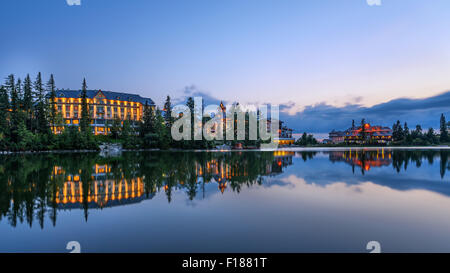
[328,149,392,173]
[50,151,294,209]
[0,149,447,229]
[52,165,154,210]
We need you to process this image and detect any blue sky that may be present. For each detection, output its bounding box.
[1,0,450,133]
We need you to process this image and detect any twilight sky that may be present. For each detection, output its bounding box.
[1,0,450,133]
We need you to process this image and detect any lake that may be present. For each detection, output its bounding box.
[0,148,449,253]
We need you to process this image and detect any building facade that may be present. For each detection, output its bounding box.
[328,123,393,144]
[50,89,155,135]
[329,130,346,143]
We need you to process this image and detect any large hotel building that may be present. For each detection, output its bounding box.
[51,89,155,135]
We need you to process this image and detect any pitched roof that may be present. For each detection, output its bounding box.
[53,89,155,105]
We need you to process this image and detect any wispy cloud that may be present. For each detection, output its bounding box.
[173,85,227,106]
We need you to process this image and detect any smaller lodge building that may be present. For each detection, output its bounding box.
[326,123,393,144]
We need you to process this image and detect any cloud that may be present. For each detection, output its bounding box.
[280,91,450,133]
[173,85,226,106]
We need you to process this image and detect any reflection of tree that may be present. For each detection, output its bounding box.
[2,149,446,228]
[441,150,449,179]
[328,149,449,179]
[0,151,294,228]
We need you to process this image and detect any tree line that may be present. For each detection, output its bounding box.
[0,73,98,151]
[0,151,278,227]
[391,114,449,145]
[0,73,263,151]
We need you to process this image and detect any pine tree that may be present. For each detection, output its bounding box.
[47,74,57,133]
[163,95,173,128]
[415,125,423,136]
[155,108,169,149]
[186,97,195,143]
[0,86,9,139]
[404,122,411,144]
[34,72,49,135]
[140,101,154,137]
[23,74,33,131]
[440,114,449,143]
[5,75,19,131]
[110,117,122,140]
[16,78,22,107]
[301,132,308,146]
[392,120,403,142]
[5,74,16,113]
[404,122,409,136]
[80,78,90,134]
[426,128,436,144]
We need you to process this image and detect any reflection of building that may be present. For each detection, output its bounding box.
[52,164,153,209]
[209,103,295,146]
[329,150,392,171]
[329,130,345,144]
[50,89,155,135]
[194,151,294,193]
[329,123,393,144]
[270,151,294,173]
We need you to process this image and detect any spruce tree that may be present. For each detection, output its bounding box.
[404,122,411,144]
[392,120,403,142]
[163,95,173,128]
[5,75,19,136]
[5,74,26,144]
[80,78,90,134]
[156,108,168,149]
[5,74,16,112]
[186,97,195,142]
[440,114,449,143]
[0,86,9,139]
[47,74,57,133]
[141,101,154,137]
[34,72,49,135]
[23,74,33,131]
[16,78,22,107]
[426,128,436,144]
[163,95,173,146]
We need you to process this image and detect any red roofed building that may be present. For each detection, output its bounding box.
[329,123,393,144]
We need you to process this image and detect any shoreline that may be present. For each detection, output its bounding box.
[1,145,449,155]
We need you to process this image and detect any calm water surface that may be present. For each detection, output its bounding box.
[0,148,449,252]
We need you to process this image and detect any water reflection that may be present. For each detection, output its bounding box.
[326,149,449,177]
[0,149,448,229]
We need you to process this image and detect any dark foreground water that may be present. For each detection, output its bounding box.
[0,148,449,253]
